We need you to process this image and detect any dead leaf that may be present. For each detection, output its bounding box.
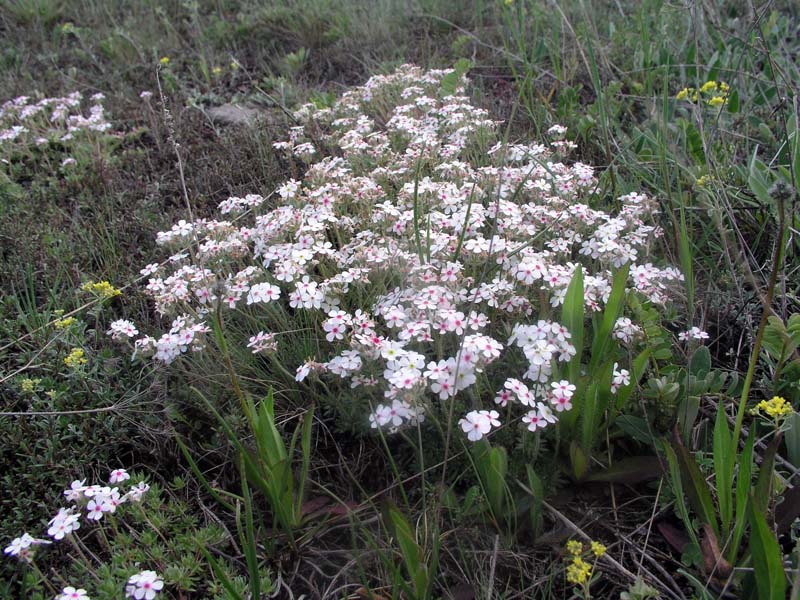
[656,520,690,553]
[700,522,733,580]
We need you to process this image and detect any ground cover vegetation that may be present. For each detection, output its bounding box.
[1,0,799,598]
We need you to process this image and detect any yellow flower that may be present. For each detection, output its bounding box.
[46,389,58,399]
[591,541,607,557]
[707,96,725,107]
[54,316,77,329]
[566,540,583,556]
[756,396,793,420]
[212,66,222,76]
[230,61,239,70]
[700,80,718,94]
[696,175,710,187]
[82,280,121,299]
[20,378,41,393]
[159,56,170,66]
[566,556,593,585]
[676,87,691,101]
[64,348,87,369]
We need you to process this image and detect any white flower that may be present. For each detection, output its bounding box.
[459,410,500,442]
[57,586,90,600]
[125,570,164,600]
[64,479,87,502]
[109,468,130,484]
[4,533,34,557]
[47,508,81,540]
[679,326,709,342]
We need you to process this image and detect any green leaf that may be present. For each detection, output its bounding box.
[671,433,719,537]
[689,346,711,378]
[747,500,787,600]
[684,121,706,164]
[200,545,246,600]
[615,348,651,409]
[385,503,428,598]
[748,151,774,207]
[728,430,754,563]
[753,433,781,514]
[525,466,544,537]
[727,88,739,113]
[585,455,663,484]
[240,457,261,600]
[664,443,700,548]
[713,408,734,535]
[589,263,630,372]
[784,412,800,468]
[440,58,472,95]
[569,441,589,481]
[562,266,584,382]
[615,415,655,445]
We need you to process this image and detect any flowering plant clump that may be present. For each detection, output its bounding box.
[0,92,112,152]
[3,469,160,598]
[564,539,606,596]
[63,348,88,369]
[116,64,682,442]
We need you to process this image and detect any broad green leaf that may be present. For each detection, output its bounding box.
[727,88,739,113]
[664,443,700,548]
[589,263,630,372]
[569,441,589,481]
[562,266,584,382]
[747,501,787,600]
[753,433,781,514]
[713,408,734,535]
[689,346,711,378]
[785,412,800,468]
[615,415,655,445]
[672,434,719,537]
[615,348,651,409]
[729,431,754,563]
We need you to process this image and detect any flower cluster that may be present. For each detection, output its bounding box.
[678,326,709,342]
[676,80,731,108]
[119,64,681,441]
[0,92,111,150]
[564,539,605,587]
[63,348,88,369]
[4,469,149,561]
[753,395,794,422]
[4,470,159,599]
[82,280,122,299]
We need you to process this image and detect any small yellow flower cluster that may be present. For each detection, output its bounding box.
[590,541,607,557]
[64,348,87,369]
[54,316,77,329]
[20,378,41,393]
[676,80,730,107]
[565,539,606,586]
[696,175,711,187]
[159,56,170,66]
[754,396,794,421]
[567,556,592,585]
[82,280,121,299]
